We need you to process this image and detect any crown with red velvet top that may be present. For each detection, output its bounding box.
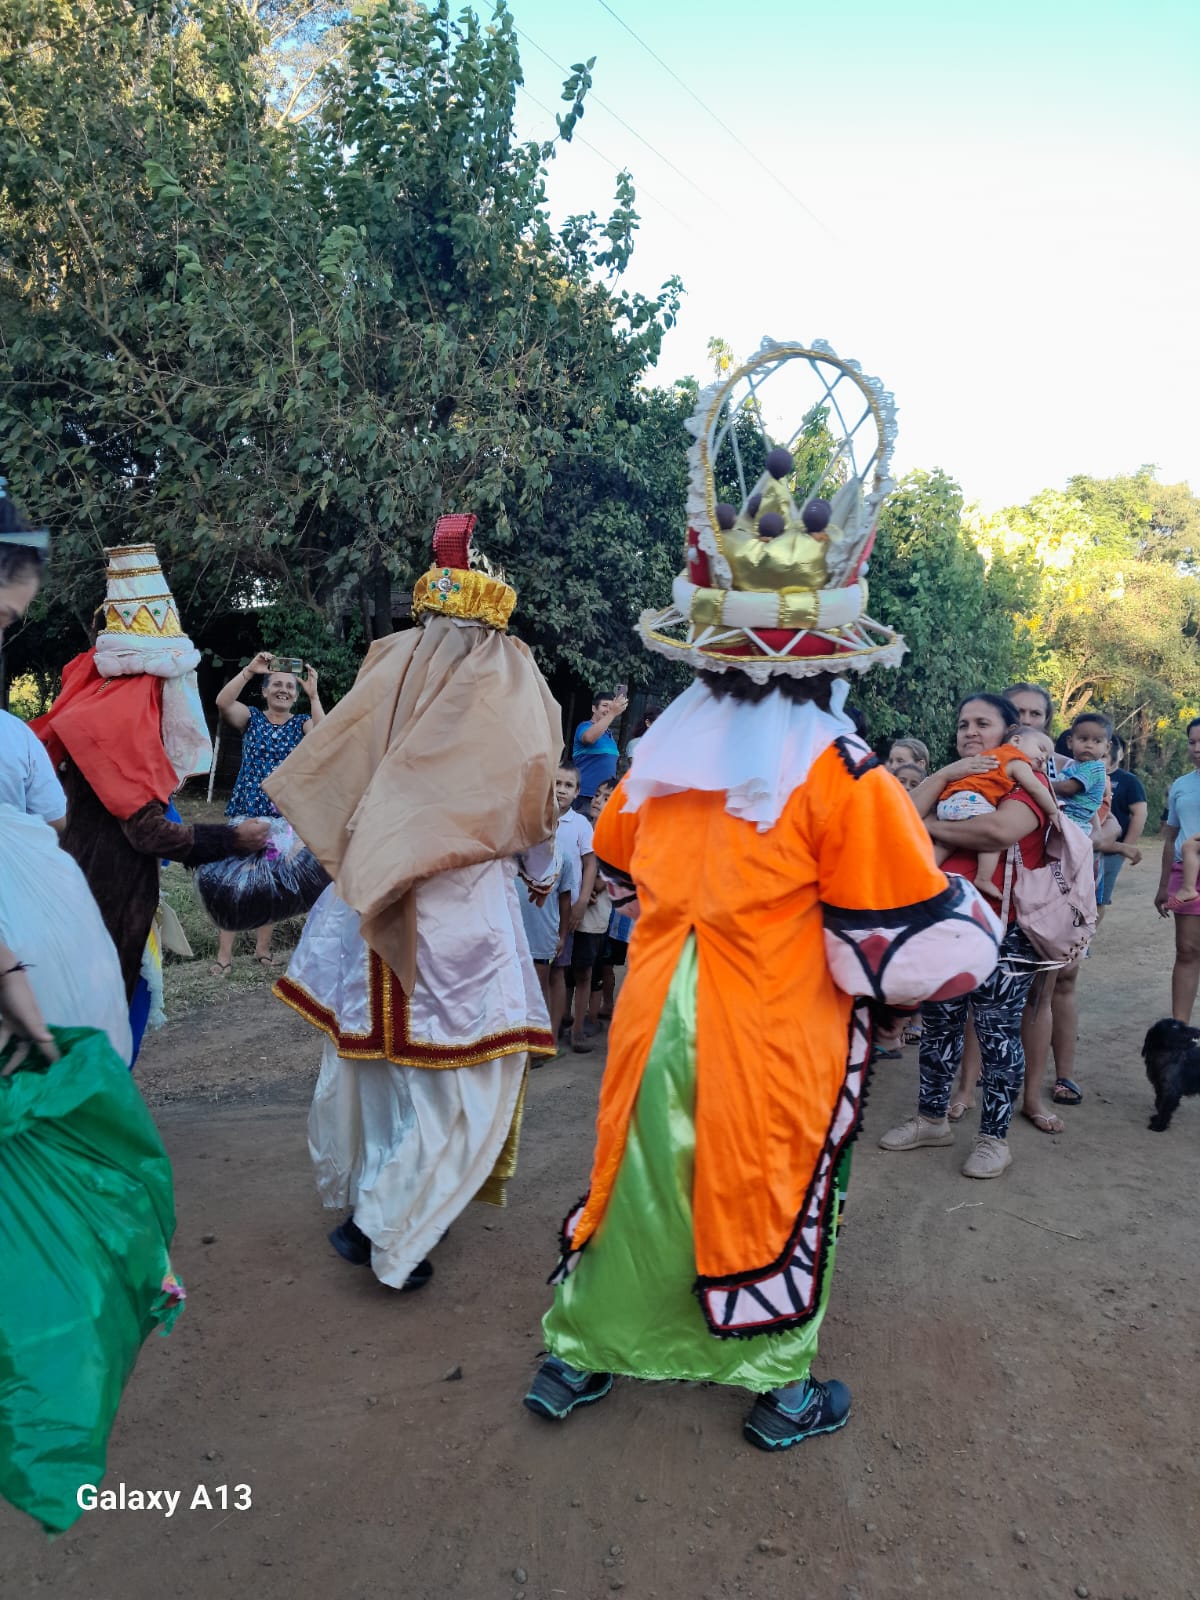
[412,514,517,630]
[639,338,907,681]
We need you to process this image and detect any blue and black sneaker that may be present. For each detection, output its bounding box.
[329,1218,433,1292]
[743,1377,851,1451]
[524,1355,613,1420]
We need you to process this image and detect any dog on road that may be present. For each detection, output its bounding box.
[1142,1018,1200,1131]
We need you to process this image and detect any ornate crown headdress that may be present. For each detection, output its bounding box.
[412,514,517,631]
[639,337,906,681]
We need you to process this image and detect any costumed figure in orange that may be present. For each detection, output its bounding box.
[524,339,1003,1449]
[32,546,268,1062]
[264,516,562,1292]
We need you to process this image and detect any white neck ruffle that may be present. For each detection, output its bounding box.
[621,678,854,832]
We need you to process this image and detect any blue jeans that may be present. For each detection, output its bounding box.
[1097,850,1126,906]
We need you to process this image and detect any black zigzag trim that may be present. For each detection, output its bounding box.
[595,856,634,889]
[833,735,880,780]
[690,1002,876,1340]
[546,1191,591,1285]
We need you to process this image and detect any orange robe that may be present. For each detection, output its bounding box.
[564,737,999,1337]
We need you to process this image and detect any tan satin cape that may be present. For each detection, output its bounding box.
[263,616,561,992]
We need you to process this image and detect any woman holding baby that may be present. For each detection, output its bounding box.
[879,691,1053,1179]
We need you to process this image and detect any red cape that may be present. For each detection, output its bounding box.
[31,652,179,819]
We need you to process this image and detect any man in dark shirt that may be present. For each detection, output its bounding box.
[1098,733,1147,906]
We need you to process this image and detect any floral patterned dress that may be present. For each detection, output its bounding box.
[226,708,309,819]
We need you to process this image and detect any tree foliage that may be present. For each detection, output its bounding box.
[0,0,681,699]
[851,470,1038,758]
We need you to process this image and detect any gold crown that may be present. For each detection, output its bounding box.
[412,565,517,630]
[638,338,905,680]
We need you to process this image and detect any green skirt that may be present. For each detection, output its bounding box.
[544,934,848,1392]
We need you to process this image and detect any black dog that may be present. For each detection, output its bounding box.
[1142,1018,1200,1131]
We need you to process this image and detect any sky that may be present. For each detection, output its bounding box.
[505,0,1199,511]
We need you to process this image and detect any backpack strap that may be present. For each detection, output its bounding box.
[999,841,1018,928]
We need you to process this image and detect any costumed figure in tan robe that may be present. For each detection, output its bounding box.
[266,515,561,1292]
[32,546,268,1062]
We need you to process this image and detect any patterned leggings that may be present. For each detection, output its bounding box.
[917,925,1038,1139]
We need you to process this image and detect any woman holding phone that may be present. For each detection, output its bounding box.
[210,650,324,973]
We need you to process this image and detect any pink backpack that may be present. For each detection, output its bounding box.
[999,816,1098,967]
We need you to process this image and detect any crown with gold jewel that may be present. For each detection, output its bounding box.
[639,338,906,680]
[94,544,202,680]
[411,514,517,630]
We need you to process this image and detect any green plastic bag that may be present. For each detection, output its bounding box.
[0,1027,185,1534]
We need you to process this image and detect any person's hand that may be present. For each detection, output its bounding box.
[1154,885,1172,918]
[526,883,551,908]
[554,933,567,960]
[611,693,629,717]
[301,665,319,697]
[246,650,273,676]
[0,965,60,1075]
[942,756,999,782]
[233,819,271,852]
[1122,845,1143,866]
[568,899,586,930]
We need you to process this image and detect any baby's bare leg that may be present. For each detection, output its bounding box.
[1177,836,1200,900]
[974,850,1002,899]
[1010,759,1059,819]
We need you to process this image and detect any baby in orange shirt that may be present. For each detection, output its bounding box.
[931,728,1059,899]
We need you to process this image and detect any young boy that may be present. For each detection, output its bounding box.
[518,844,579,1038]
[1053,712,1111,831]
[891,762,925,794]
[927,726,1059,900]
[551,763,597,1050]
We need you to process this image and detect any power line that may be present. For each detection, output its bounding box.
[516,85,691,230]
[514,25,725,213]
[592,0,834,239]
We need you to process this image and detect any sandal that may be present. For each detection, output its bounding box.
[870,1045,902,1062]
[1052,1077,1083,1105]
[253,954,281,969]
[947,1097,975,1122]
[1022,1109,1065,1135]
[209,960,232,978]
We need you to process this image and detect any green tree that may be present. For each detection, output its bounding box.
[853,469,1038,757]
[0,0,681,699]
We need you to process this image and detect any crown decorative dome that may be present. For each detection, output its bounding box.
[639,337,907,681]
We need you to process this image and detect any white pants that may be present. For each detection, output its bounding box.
[308,1039,525,1288]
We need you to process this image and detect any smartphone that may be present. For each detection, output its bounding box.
[269,656,305,675]
[614,682,628,701]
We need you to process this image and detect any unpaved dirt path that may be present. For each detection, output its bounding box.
[2,866,1197,1600]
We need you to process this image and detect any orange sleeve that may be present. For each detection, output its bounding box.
[813,742,949,913]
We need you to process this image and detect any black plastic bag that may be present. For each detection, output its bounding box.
[194,818,330,931]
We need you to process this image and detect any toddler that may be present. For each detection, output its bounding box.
[930,727,1059,900]
[1052,712,1111,832]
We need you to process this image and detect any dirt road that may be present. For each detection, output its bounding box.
[2,866,1197,1600]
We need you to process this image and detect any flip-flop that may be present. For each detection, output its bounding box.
[1052,1078,1083,1105]
[253,954,282,969]
[870,1046,903,1062]
[209,960,232,978]
[947,1097,975,1122]
[1022,1109,1065,1134]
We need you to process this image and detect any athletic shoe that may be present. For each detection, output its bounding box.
[878,1115,954,1151]
[524,1356,613,1420]
[743,1377,852,1451]
[961,1133,1012,1179]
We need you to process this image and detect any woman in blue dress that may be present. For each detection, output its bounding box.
[211,651,325,972]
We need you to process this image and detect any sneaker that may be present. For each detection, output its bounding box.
[743,1377,852,1452]
[961,1133,1012,1179]
[523,1355,613,1420]
[878,1115,954,1151]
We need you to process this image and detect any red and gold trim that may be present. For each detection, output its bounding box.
[274,951,555,1070]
